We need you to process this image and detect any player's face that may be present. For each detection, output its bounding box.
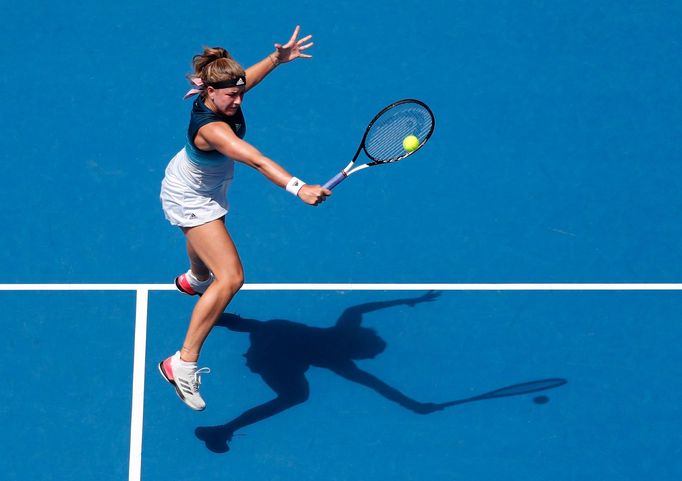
[209,86,245,116]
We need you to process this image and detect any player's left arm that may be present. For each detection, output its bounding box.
[245,25,314,92]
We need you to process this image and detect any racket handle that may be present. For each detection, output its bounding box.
[323,171,347,190]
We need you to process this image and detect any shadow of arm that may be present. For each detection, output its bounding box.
[215,313,260,332]
[336,291,441,328]
[330,362,443,414]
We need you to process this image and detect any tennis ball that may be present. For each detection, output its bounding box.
[402,135,420,152]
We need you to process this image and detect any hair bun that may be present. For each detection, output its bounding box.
[188,46,245,94]
[205,46,231,60]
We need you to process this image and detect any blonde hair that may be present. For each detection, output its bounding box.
[188,47,245,95]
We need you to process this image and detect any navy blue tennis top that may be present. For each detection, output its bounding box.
[185,97,246,166]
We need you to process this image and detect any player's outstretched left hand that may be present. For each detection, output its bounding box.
[298,184,331,206]
[274,25,314,64]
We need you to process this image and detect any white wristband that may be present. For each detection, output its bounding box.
[285,176,306,196]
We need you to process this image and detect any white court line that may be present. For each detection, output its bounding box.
[4,281,681,481]
[2,283,682,291]
[128,289,148,481]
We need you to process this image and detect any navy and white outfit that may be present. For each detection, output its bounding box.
[160,97,246,227]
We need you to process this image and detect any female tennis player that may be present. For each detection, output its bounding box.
[159,26,331,411]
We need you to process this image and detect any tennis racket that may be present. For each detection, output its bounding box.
[323,99,435,190]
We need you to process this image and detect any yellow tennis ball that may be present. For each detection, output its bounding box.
[402,135,420,152]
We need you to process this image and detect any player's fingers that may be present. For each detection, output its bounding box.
[297,35,313,44]
[288,25,300,44]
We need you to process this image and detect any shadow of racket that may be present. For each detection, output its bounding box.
[440,378,567,408]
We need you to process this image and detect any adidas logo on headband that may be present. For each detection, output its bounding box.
[206,76,247,89]
[183,75,246,99]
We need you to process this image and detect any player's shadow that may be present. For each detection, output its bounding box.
[195,291,443,453]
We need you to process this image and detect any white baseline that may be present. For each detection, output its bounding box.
[2,282,682,291]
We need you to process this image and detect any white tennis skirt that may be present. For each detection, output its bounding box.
[160,148,234,228]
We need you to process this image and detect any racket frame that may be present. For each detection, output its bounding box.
[323,99,435,190]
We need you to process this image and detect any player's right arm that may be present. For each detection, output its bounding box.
[196,122,330,205]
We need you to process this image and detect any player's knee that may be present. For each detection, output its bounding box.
[230,272,245,292]
[213,273,244,298]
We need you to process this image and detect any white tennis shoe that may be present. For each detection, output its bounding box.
[159,352,211,411]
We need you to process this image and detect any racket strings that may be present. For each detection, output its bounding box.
[364,103,433,162]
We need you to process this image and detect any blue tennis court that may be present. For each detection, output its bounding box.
[2,1,681,480]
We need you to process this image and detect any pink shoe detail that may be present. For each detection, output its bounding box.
[175,273,198,296]
[160,356,175,382]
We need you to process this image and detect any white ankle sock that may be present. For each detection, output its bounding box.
[187,269,212,287]
[176,352,198,367]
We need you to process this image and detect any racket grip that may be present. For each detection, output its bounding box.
[323,171,347,190]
